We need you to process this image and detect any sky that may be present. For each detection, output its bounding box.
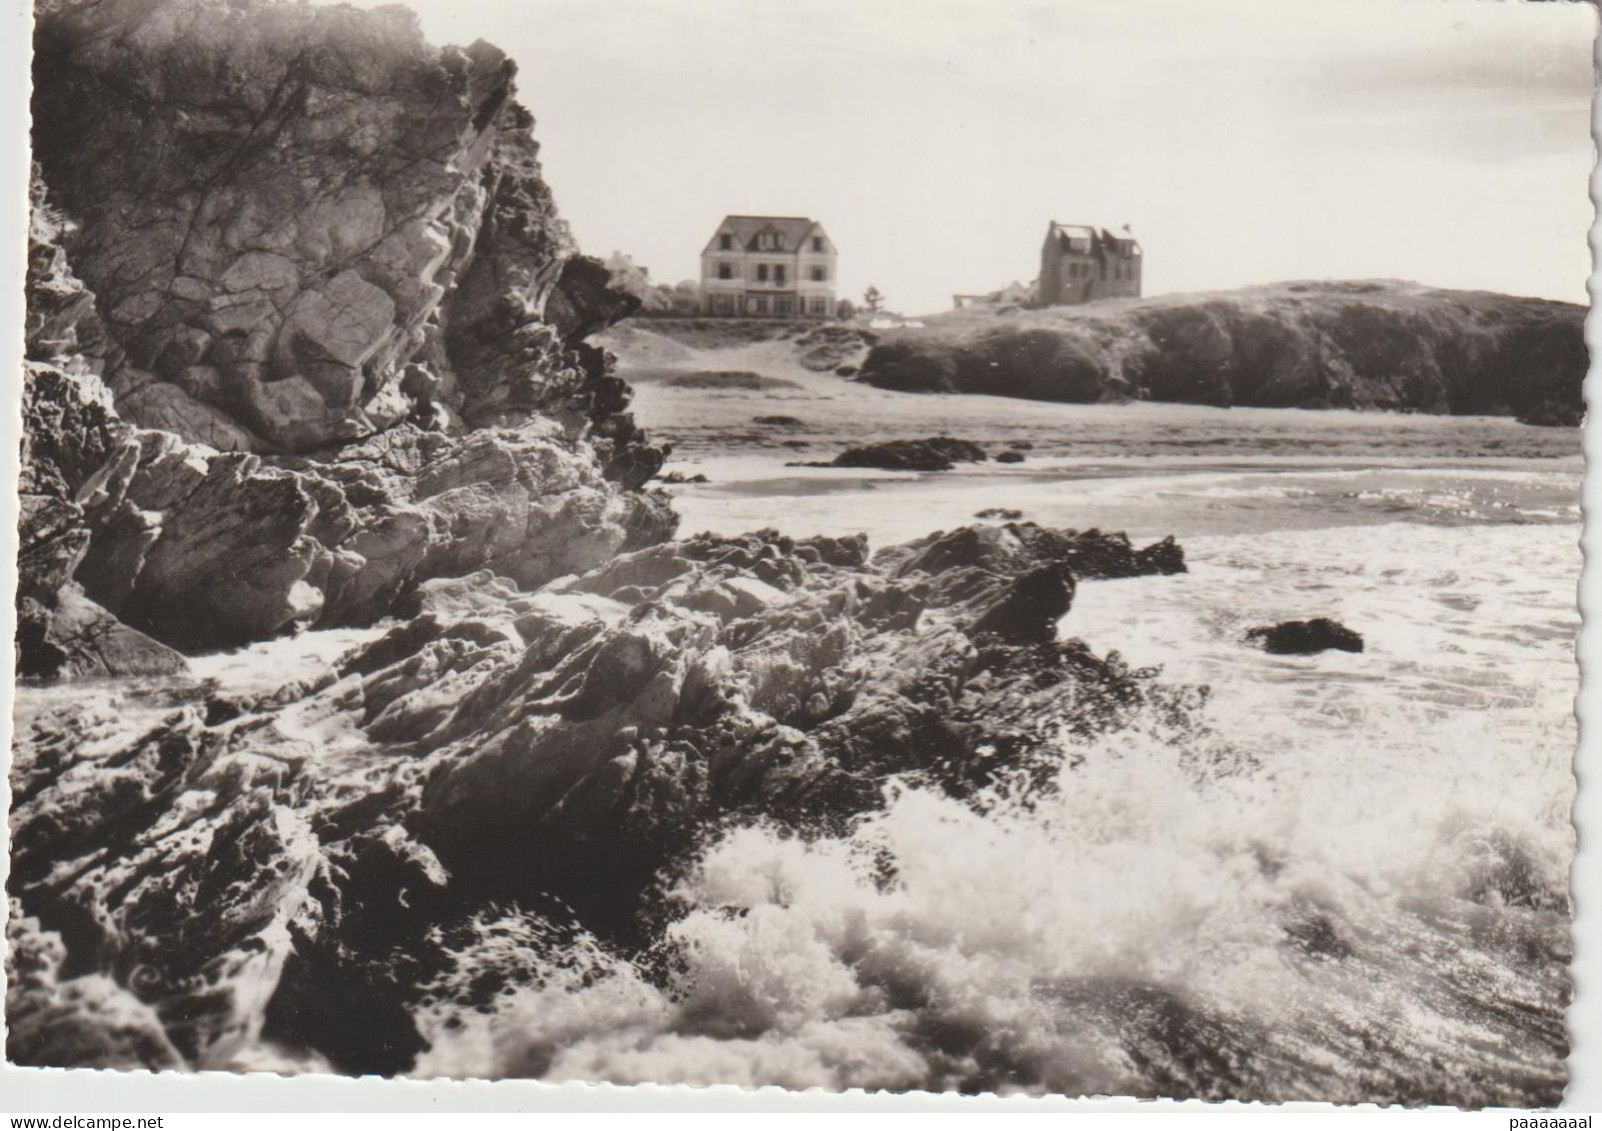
[350,0,1595,315]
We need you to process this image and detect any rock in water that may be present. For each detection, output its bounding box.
[1245,618,1365,655]
[828,436,988,472]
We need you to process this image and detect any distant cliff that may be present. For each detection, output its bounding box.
[856,281,1587,423]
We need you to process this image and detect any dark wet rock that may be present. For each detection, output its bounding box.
[996,449,1027,463]
[753,414,805,426]
[1245,618,1364,655]
[966,563,1076,644]
[976,508,1024,520]
[827,436,988,472]
[658,471,710,484]
[17,584,188,679]
[659,371,801,391]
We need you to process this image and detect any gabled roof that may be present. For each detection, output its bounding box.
[1049,223,1099,243]
[705,215,828,255]
[1047,222,1141,255]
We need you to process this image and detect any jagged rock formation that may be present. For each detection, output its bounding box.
[8,520,1192,1073]
[22,178,672,655]
[856,281,1588,418]
[21,184,190,676]
[20,0,672,660]
[32,0,646,457]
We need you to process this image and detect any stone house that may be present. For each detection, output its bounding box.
[699,215,837,317]
[1038,222,1142,306]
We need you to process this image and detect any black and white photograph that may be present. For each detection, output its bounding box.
[4,0,1595,1110]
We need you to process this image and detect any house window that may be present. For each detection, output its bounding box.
[775,295,794,315]
[810,266,826,282]
[712,294,734,314]
[810,296,828,315]
[720,234,732,250]
[717,262,733,280]
[757,264,769,282]
[812,237,824,252]
[752,296,769,315]
[774,265,786,285]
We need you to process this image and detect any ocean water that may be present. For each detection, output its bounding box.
[407,426,1579,1103]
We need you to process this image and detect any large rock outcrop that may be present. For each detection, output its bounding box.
[856,281,1588,419]
[22,179,673,656]
[30,0,641,455]
[20,182,190,676]
[20,0,673,661]
[8,517,1193,1073]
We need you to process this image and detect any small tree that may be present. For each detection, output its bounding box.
[836,297,857,320]
[863,285,884,314]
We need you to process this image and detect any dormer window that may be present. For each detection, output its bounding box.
[812,237,824,253]
[757,231,781,251]
[720,234,732,251]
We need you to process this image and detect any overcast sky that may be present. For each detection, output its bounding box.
[354,0,1593,315]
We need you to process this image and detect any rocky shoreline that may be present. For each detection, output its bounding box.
[10,0,1199,1076]
[853,282,1587,420]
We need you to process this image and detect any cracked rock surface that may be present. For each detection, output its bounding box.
[10,521,1195,1073]
[20,0,672,659]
